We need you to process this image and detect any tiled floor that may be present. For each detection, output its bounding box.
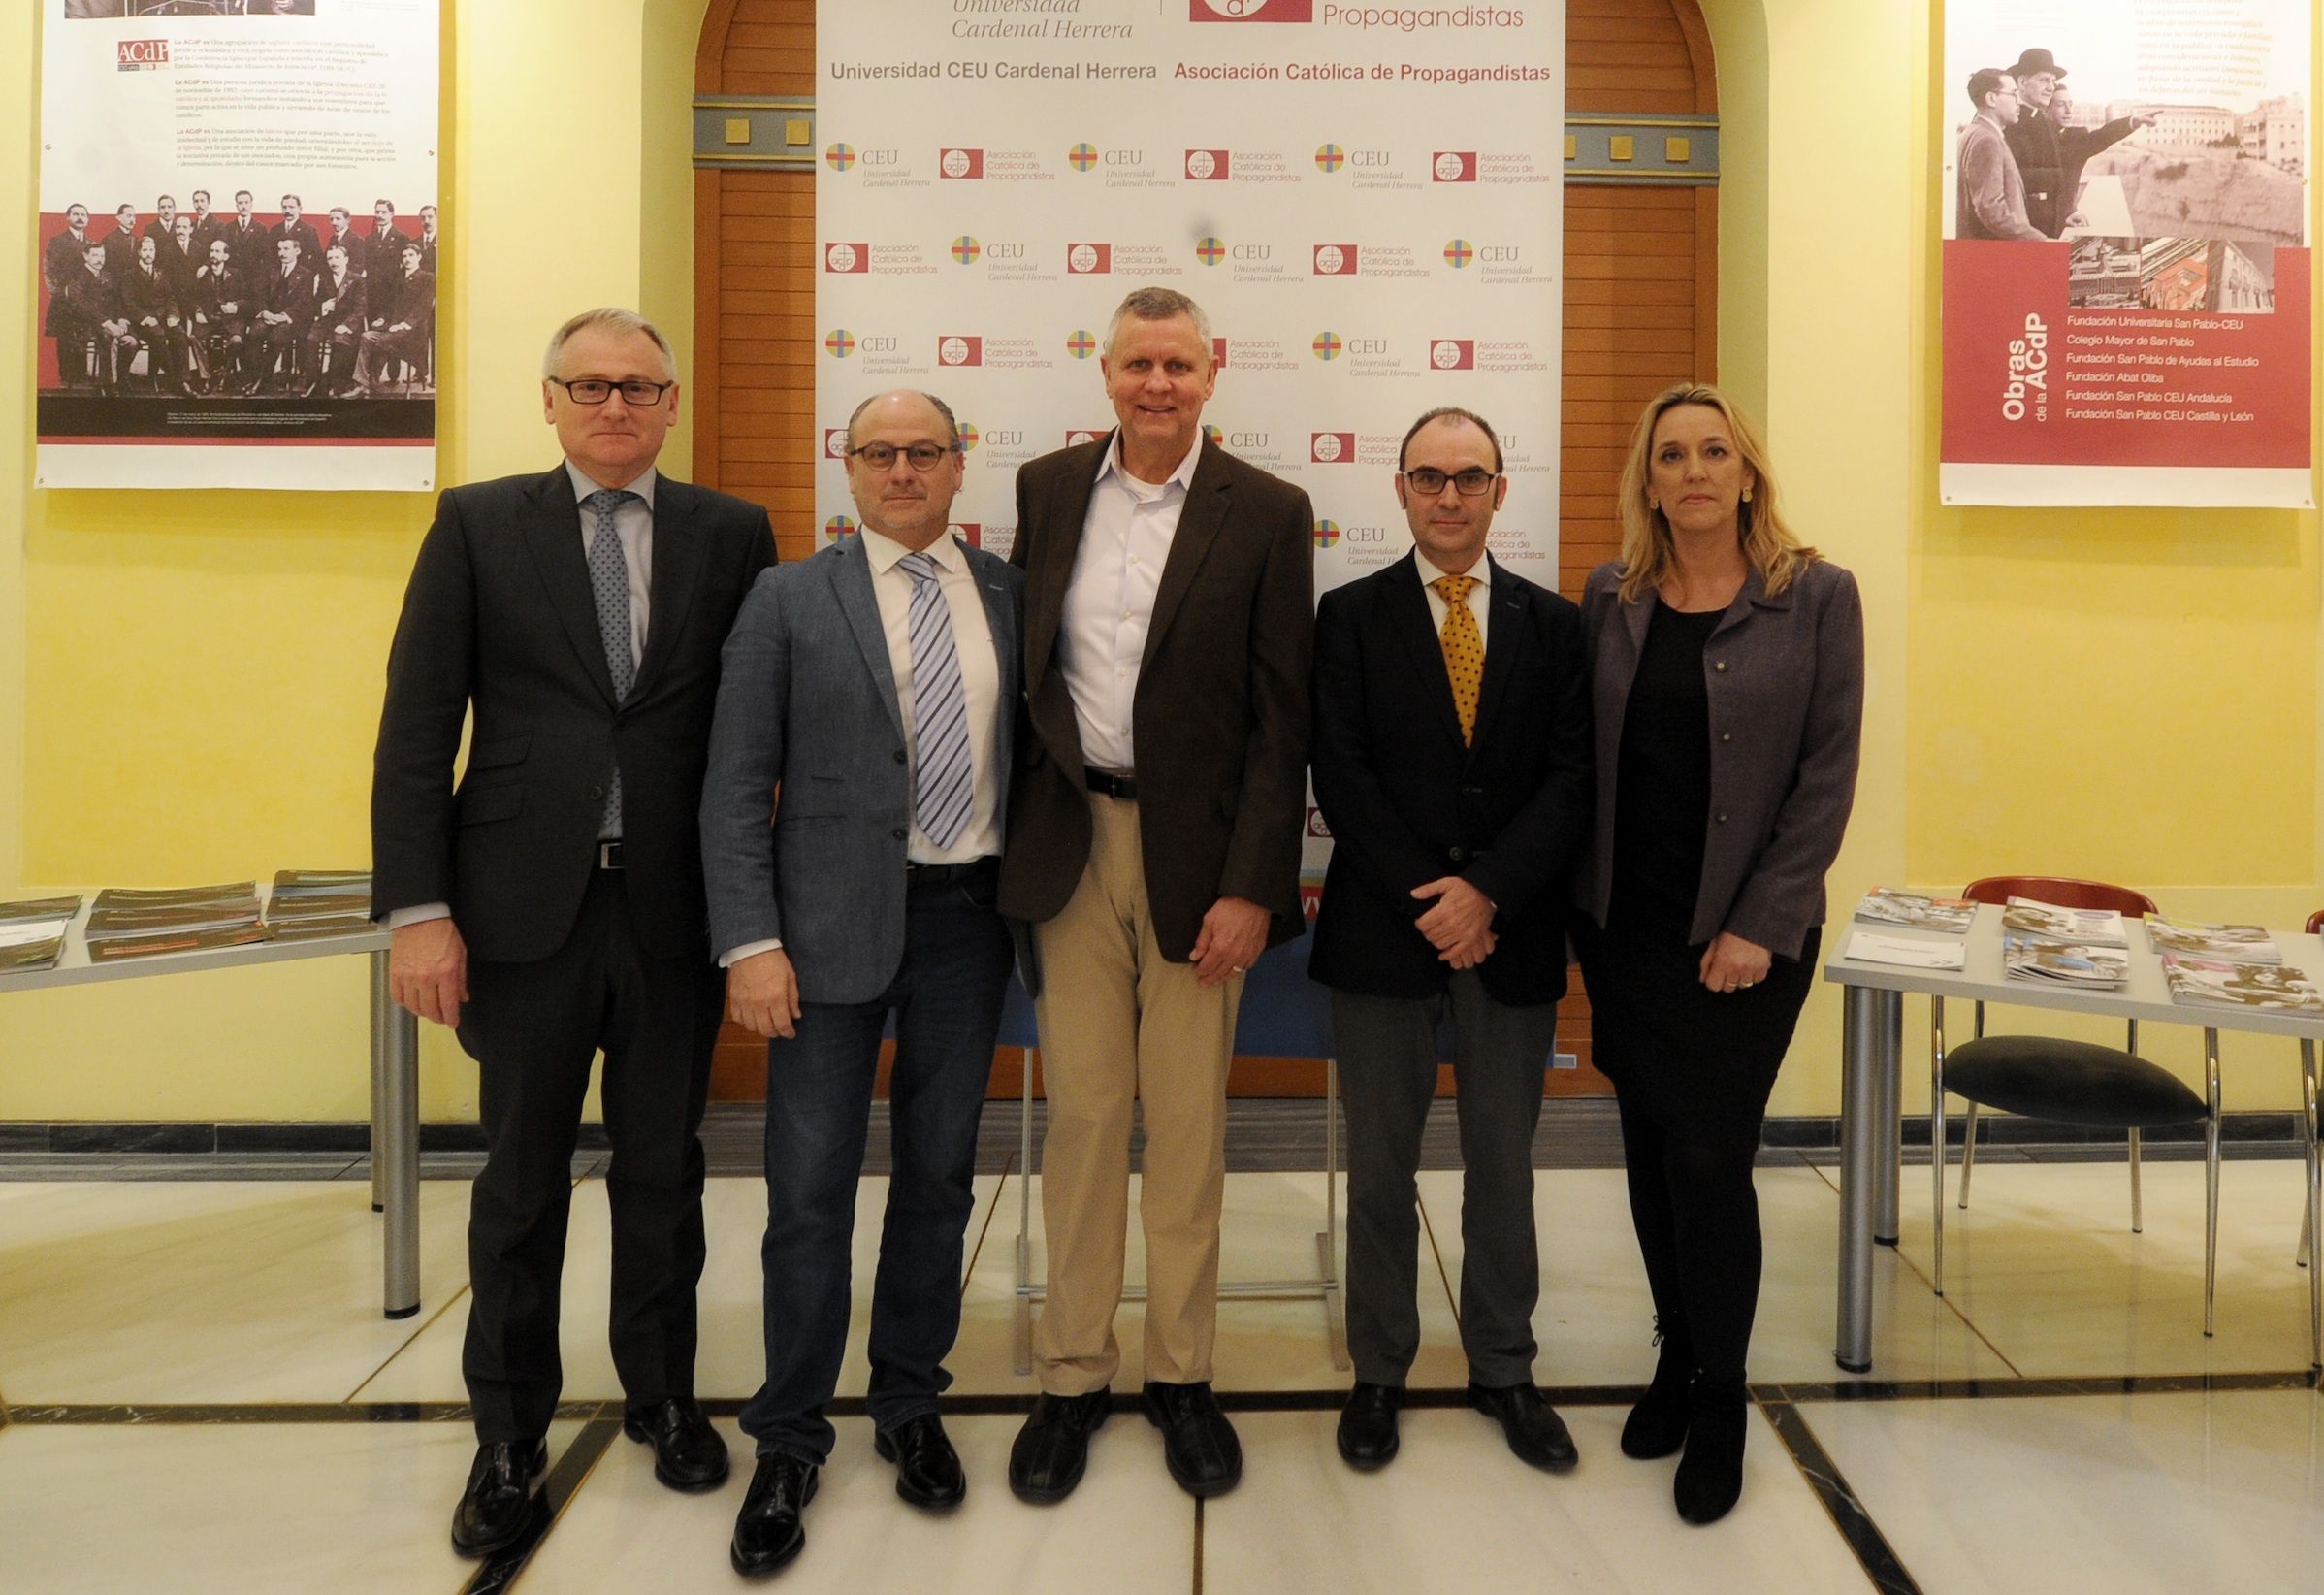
[1,1150,2318,1592]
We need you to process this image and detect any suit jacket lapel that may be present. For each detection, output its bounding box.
[629,478,707,701]
[519,465,620,708]
[830,538,906,742]
[1023,439,1107,692]
[1140,440,1229,672]
[967,542,1017,778]
[1386,552,1468,752]
[1466,554,1526,757]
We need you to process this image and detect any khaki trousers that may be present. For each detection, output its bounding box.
[1030,792,1243,1391]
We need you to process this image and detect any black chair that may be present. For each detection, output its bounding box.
[1932,875,2219,1331]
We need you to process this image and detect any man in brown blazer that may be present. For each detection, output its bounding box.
[1002,286,1312,1506]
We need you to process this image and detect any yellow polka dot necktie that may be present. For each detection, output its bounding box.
[1432,573,1481,746]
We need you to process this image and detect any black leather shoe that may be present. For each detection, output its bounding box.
[1009,1390,1111,1504]
[1336,1383,1402,1469]
[1672,1383,1748,1524]
[1468,1381,1579,1471]
[730,1455,819,1578]
[623,1396,730,1492]
[1143,1381,1243,1498]
[874,1412,966,1509]
[449,1440,546,1558]
[1621,1342,1695,1461]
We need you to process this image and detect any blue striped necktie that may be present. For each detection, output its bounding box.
[898,550,972,849]
[583,488,636,830]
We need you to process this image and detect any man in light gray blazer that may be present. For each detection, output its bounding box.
[700,389,1023,1578]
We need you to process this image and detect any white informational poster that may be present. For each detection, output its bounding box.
[35,0,440,492]
[819,0,1564,895]
[1938,0,2312,506]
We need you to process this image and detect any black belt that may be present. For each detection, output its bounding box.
[1084,767,1138,800]
[905,857,998,890]
[597,839,625,869]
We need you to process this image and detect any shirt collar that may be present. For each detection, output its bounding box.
[1094,430,1202,495]
[565,459,658,509]
[859,526,963,576]
[1414,548,1491,593]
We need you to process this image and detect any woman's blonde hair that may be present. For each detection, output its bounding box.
[1613,382,1819,604]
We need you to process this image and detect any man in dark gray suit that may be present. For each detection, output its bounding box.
[372,307,775,1559]
[700,389,1022,1579]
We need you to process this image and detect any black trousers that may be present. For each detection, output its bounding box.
[1331,973,1558,1389]
[453,867,725,1443]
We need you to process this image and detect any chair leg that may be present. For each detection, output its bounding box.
[2128,1127,2143,1234]
[2203,1028,2222,1340]
[1958,1100,1981,1209]
[1931,997,1947,1296]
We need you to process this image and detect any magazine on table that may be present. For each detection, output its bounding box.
[1844,930,1968,970]
[0,895,83,975]
[2143,913,2281,964]
[2002,897,2128,948]
[2161,951,2324,1014]
[1853,889,1977,935]
[85,882,266,959]
[2003,934,2130,989]
[264,868,373,939]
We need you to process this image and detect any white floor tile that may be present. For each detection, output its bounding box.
[1418,1164,2014,1387]
[1801,1388,2324,1593]
[1201,1406,1870,1595]
[524,1413,1195,1594]
[0,1180,470,1404]
[1892,1157,2320,1375]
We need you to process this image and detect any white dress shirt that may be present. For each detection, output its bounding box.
[386,461,658,931]
[719,529,1003,966]
[1414,548,1491,651]
[1057,433,1202,772]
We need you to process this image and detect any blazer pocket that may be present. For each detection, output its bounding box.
[468,733,530,772]
[455,783,524,827]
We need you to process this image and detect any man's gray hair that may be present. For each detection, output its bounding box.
[541,308,679,381]
[845,389,961,449]
[1103,286,1213,361]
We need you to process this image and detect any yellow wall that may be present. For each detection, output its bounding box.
[0,0,710,1122]
[3,0,2319,1123]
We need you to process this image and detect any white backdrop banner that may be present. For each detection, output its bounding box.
[35,0,439,492]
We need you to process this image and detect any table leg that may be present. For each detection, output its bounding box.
[1873,994,1903,1246]
[369,953,387,1214]
[371,949,421,1320]
[1836,984,1898,1374]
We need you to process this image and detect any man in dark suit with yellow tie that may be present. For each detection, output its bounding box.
[1308,407,1592,1473]
[372,307,775,1559]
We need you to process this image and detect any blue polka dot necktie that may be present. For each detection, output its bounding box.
[583,488,636,830]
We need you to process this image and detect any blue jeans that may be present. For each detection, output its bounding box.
[739,867,1014,1463]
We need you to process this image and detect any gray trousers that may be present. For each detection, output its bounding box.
[1332,973,1557,1388]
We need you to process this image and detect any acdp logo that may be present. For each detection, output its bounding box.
[1433,151,1477,182]
[1431,339,1476,371]
[1185,149,1230,179]
[1306,805,1333,839]
[824,429,850,459]
[824,144,855,172]
[1311,433,1355,463]
[938,336,983,367]
[117,39,169,70]
[1313,244,1358,276]
[1067,243,1112,274]
[940,148,984,179]
[823,243,868,274]
[1192,0,1314,19]
[948,522,983,548]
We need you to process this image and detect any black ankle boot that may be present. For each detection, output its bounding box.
[1621,1324,1694,1460]
[1672,1380,1748,1524]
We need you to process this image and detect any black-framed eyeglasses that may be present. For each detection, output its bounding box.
[550,376,674,406]
[848,441,959,472]
[1401,467,1500,497]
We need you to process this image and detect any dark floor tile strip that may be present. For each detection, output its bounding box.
[1760,1401,1921,1595]
[1759,1368,2321,1405]
[0,1401,607,1425]
[461,1413,622,1595]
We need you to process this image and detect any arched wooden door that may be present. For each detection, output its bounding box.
[694,0,1719,1099]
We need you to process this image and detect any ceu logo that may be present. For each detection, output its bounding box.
[1196,237,1226,267]
[1313,144,1345,174]
[1192,0,1315,20]
[824,144,855,173]
[1066,329,1098,360]
[1432,339,1477,371]
[1443,239,1474,269]
[823,242,867,274]
[1311,518,1340,548]
[1433,151,1477,182]
[940,148,984,179]
[1067,243,1112,274]
[1311,432,1355,464]
[823,428,849,459]
[824,515,857,541]
[823,329,855,358]
[950,236,982,265]
[1313,244,1357,276]
[956,423,981,452]
[1311,331,1342,361]
[1067,143,1100,172]
[1185,149,1229,180]
[938,336,983,367]
[1202,424,1223,446]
